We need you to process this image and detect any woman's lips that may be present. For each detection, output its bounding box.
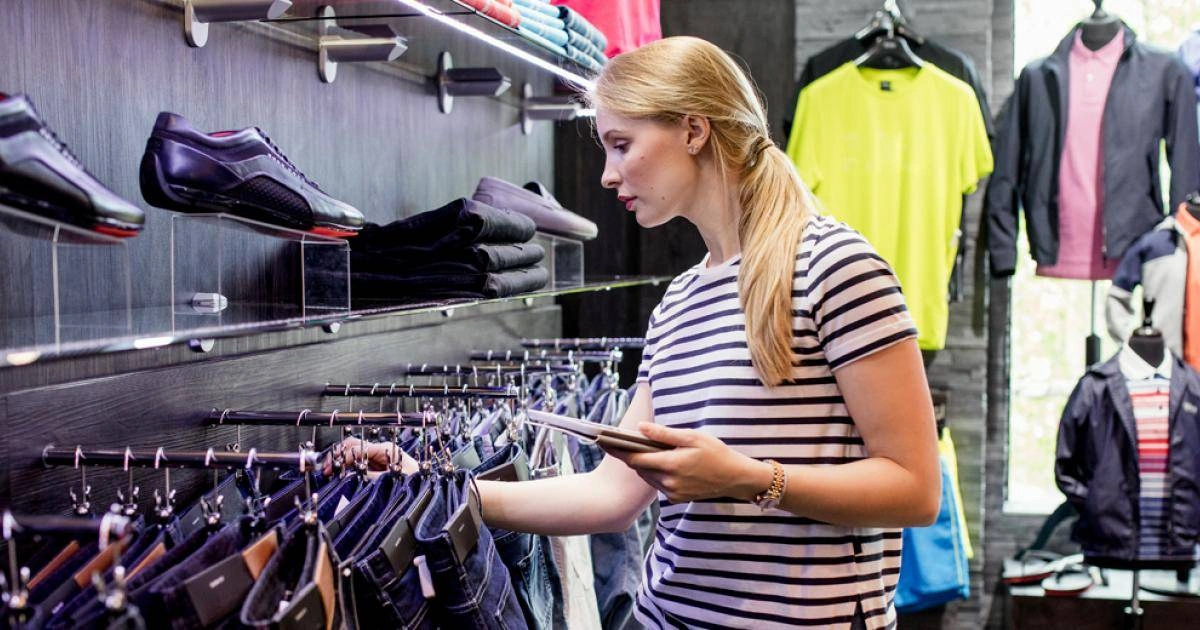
[624,197,637,211]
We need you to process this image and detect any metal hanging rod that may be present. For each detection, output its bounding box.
[322,382,520,398]
[520,337,645,350]
[406,364,575,376]
[3,511,134,542]
[43,446,319,470]
[468,349,623,363]
[205,408,427,427]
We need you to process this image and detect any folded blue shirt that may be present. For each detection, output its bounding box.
[519,19,569,48]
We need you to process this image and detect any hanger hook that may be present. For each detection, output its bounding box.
[328,409,339,428]
[370,383,379,396]
[154,447,166,470]
[204,447,216,468]
[296,408,311,426]
[218,408,230,425]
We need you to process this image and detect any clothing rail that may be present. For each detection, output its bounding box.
[323,383,520,398]
[205,409,427,427]
[42,446,320,470]
[520,337,645,350]
[407,364,576,377]
[468,349,622,363]
[2,511,134,542]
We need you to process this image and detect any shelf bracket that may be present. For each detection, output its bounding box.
[317,6,408,84]
[436,52,512,114]
[184,0,293,48]
[520,83,583,135]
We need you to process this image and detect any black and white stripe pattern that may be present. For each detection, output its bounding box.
[634,215,917,630]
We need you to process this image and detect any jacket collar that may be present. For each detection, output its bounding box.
[1049,22,1137,62]
[1090,351,1194,438]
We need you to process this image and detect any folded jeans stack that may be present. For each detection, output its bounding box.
[351,197,550,301]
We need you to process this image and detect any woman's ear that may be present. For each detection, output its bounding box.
[682,114,711,154]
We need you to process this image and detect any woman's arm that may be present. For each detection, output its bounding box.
[610,339,942,528]
[477,384,660,536]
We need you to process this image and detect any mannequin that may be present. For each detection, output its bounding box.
[1080,0,1122,51]
[1128,299,1165,368]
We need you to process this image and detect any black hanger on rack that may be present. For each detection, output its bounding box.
[854,0,925,46]
[855,0,924,70]
[1128,298,1165,368]
[1080,0,1122,51]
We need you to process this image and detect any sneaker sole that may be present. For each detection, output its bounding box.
[0,188,143,238]
[141,152,361,237]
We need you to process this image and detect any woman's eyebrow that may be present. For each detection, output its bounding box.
[601,130,626,143]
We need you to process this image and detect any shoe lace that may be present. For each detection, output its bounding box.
[38,126,87,171]
[255,128,322,190]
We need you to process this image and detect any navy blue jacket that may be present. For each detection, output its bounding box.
[1055,354,1200,563]
[986,25,1200,276]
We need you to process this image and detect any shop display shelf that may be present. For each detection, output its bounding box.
[0,275,668,368]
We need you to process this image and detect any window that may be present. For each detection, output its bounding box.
[1006,0,1200,514]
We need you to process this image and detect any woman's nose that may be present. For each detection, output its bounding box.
[600,163,619,189]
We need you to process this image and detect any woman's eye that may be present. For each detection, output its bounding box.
[613,142,628,153]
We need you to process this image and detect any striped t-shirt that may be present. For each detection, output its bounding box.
[1130,377,1171,559]
[634,215,919,630]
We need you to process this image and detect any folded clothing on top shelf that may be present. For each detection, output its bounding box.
[511,0,607,69]
[351,197,549,301]
[459,0,521,28]
[473,177,598,241]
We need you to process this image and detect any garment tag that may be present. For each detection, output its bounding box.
[29,541,79,589]
[242,529,279,580]
[451,445,482,470]
[279,582,324,630]
[444,484,481,565]
[183,551,255,626]
[380,516,417,574]
[128,542,166,579]
[880,80,892,92]
[314,540,335,630]
[477,451,531,482]
[333,495,352,518]
[1184,402,1197,414]
[414,555,436,599]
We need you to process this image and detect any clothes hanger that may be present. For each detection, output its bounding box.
[1080,0,1122,51]
[855,5,924,71]
[1128,298,1165,368]
[854,0,925,46]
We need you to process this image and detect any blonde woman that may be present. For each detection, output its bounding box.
[347,36,940,630]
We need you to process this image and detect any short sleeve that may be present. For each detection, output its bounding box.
[960,94,994,195]
[636,310,659,384]
[808,230,919,370]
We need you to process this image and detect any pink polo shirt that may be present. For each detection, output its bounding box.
[1038,31,1124,280]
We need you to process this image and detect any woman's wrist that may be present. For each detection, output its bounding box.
[732,456,778,503]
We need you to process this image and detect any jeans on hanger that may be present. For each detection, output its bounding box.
[474,444,566,630]
[413,471,527,629]
[351,265,550,301]
[130,521,259,629]
[349,473,435,630]
[240,523,341,630]
[353,198,536,252]
[332,474,399,560]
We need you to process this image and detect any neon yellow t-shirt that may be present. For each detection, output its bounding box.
[786,62,993,350]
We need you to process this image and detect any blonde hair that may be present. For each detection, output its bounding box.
[589,36,816,386]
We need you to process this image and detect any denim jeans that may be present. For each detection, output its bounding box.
[240,523,340,629]
[349,474,435,630]
[131,521,257,629]
[352,242,544,275]
[474,444,566,630]
[332,474,398,560]
[414,471,527,629]
[354,198,536,252]
[351,264,549,301]
[574,440,643,630]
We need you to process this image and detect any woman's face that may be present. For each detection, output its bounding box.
[597,109,698,228]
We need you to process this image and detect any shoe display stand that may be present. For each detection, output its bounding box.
[0,202,132,359]
[532,231,584,289]
[170,212,350,330]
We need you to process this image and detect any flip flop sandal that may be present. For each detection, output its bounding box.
[1003,550,1063,585]
[1041,563,1096,596]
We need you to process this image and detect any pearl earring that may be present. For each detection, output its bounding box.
[688,146,698,155]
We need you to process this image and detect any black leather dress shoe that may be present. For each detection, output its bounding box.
[140,112,364,237]
[0,93,144,237]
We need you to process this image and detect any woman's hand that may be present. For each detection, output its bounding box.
[604,423,773,504]
[322,438,419,476]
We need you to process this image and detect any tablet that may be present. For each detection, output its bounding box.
[525,409,673,453]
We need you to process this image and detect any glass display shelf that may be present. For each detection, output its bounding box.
[0,275,668,368]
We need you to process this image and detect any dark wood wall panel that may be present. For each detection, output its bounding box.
[3,304,560,514]
[0,0,554,314]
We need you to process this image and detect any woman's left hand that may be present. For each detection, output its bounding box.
[604,423,771,504]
